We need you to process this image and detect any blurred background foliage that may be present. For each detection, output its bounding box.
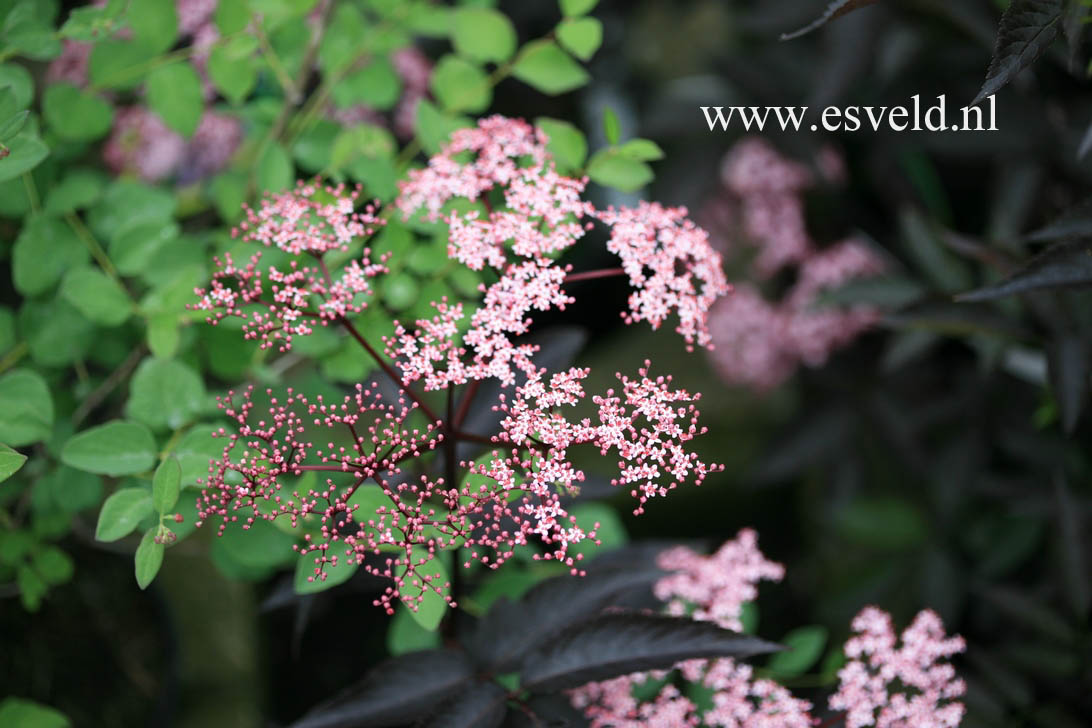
[1,0,1090,726]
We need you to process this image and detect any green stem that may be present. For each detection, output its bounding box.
[66,212,122,285]
[0,342,29,375]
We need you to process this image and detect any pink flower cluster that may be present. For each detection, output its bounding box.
[701,138,885,391]
[392,116,727,389]
[191,182,386,351]
[570,531,966,728]
[571,530,812,728]
[830,608,966,728]
[192,116,729,614]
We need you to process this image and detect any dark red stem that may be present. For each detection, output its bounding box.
[564,267,626,283]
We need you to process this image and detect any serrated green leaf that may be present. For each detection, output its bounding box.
[60,268,132,327]
[152,456,181,514]
[0,369,53,447]
[512,40,590,95]
[134,528,164,589]
[95,487,155,541]
[556,16,602,61]
[145,62,203,136]
[453,8,517,63]
[63,421,157,477]
[108,219,179,276]
[88,39,159,89]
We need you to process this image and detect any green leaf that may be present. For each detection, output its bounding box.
[0,108,28,143]
[974,0,1063,105]
[134,528,164,589]
[3,17,61,61]
[126,0,178,54]
[63,421,157,477]
[837,497,928,551]
[145,62,203,136]
[0,62,34,109]
[294,548,360,594]
[414,99,470,155]
[95,487,155,541]
[0,443,27,483]
[387,604,443,655]
[0,369,53,447]
[12,215,88,296]
[430,55,492,113]
[59,4,125,42]
[396,552,450,630]
[766,626,828,676]
[108,219,180,277]
[90,179,177,240]
[452,8,517,63]
[333,57,402,110]
[535,117,587,171]
[44,168,106,214]
[556,17,602,61]
[59,268,131,327]
[512,40,590,95]
[602,106,621,145]
[616,138,664,161]
[587,149,653,192]
[0,129,47,182]
[257,142,293,194]
[34,466,104,514]
[208,45,257,104]
[152,456,181,514]
[17,564,47,610]
[19,300,96,369]
[381,272,420,311]
[173,424,227,488]
[317,1,366,73]
[88,40,159,89]
[215,0,251,35]
[127,358,207,431]
[42,84,113,141]
[569,502,628,560]
[559,0,599,17]
[33,546,74,586]
[0,698,70,728]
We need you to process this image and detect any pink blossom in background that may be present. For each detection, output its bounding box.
[178,111,244,183]
[571,532,966,728]
[46,40,93,86]
[327,46,434,139]
[830,608,966,728]
[176,0,219,36]
[703,137,886,391]
[103,107,187,182]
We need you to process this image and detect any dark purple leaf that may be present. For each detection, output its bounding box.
[418,681,508,728]
[467,567,664,672]
[291,650,474,728]
[957,240,1092,301]
[519,613,781,692]
[973,0,1064,105]
[1026,198,1092,242]
[1046,335,1089,434]
[1054,473,1090,621]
